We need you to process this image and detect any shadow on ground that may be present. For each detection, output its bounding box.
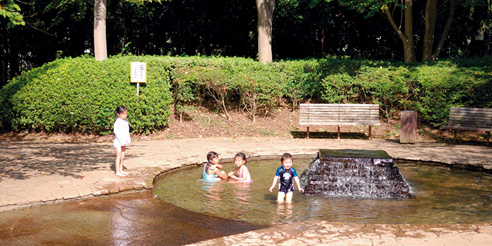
[290,131,369,139]
[0,141,141,180]
[425,129,491,147]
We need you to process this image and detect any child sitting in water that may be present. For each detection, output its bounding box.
[203,151,228,182]
[228,152,251,182]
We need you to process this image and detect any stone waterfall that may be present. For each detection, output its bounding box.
[300,149,414,199]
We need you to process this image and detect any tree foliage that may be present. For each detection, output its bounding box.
[1,56,490,133]
[1,0,491,86]
[0,0,25,26]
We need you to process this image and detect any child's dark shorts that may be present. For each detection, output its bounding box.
[278,184,294,193]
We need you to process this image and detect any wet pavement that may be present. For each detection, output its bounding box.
[0,192,265,245]
[1,137,492,245]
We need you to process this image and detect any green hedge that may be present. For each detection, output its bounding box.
[0,55,173,134]
[170,56,491,127]
[171,56,287,121]
[321,59,492,126]
[1,55,491,134]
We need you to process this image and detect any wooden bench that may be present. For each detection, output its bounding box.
[299,104,380,139]
[441,107,492,146]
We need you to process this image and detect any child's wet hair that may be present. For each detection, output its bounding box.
[207,151,219,161]
[235,152,247,164]
[115,105,127,116]
[281,153,293,163]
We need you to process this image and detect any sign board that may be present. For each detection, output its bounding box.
[130,62,147,83]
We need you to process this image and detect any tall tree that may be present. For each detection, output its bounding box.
[256,0,275,63]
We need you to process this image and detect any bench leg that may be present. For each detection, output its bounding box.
[369,125,372,139]
[337,125,340,140]
[487,132,490,146]
[453,130,458,143]
[307,126,310,139]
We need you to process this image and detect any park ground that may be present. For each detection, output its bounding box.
[1,107,492,245]
[0,107,488,144]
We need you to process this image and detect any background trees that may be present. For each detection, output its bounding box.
[1,0,491,86]
[338,0,458,62]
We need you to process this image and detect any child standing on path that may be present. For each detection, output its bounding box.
[203,151,228,181]
[228,152,251,182]
[114,106,131,177]
[269,153,304,203]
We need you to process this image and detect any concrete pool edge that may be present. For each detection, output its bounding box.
[188,220,492,245]
[1,138,492,245]
[1,138,491,212]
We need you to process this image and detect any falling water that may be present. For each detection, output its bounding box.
[300,149,414,199]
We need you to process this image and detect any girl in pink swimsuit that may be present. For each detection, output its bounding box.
[228,153,251,182]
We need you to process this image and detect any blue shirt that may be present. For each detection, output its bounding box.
[275,166,298,192]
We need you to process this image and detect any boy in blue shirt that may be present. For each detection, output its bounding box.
[269,153,304,203]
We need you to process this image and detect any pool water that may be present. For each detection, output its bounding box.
[153,159,492,225]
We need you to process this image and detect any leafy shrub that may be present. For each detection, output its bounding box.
[409,61,492,126]
[170,56,286,120]
[234,65,284,121]
[0,55,173,134]
[320,58,492,126]
[358,66,411,123]
[1,55,491,133]
[322,73,362,103]
[275,59,322,109]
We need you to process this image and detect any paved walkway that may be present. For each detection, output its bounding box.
[1,137,492,245]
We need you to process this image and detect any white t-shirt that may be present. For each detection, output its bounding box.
[113,117,131,148]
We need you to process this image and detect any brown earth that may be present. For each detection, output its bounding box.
[0,107,488,145]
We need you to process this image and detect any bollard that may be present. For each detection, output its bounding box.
[400,111,417,144]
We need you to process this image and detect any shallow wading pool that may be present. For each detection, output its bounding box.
[153,158,492,225]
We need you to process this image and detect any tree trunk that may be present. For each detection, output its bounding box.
[403,0,416,62]
[422,0,437,61]
[384,0,416,63]
[432,0,456,60]
[94,0,108,61]
[402,38,416,63]
[256,0,275,64]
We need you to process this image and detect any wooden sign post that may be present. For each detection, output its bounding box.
[130,62,147,95]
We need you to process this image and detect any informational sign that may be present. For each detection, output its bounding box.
[130,62,147,83]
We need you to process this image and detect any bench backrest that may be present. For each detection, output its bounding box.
[299,104,380,126]
[447,107,492,129]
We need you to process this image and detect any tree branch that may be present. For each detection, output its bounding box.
[24,21,57,37]
[384,8,408,42]
[432,0,455,60]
